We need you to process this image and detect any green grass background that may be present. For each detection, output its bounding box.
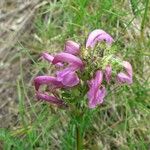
[0,0,150,149]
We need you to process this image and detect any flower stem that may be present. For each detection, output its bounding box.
[76,124,82,150]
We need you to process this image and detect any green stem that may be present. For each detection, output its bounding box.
[76,124,82,150]
[141,0,149,40]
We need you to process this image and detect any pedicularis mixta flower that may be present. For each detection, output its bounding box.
[34,29,133,108]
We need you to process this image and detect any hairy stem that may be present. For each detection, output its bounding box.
[76,124,82,150]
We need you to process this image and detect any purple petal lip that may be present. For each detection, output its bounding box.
[117,73,132,84]
[96,86,106,105]
[34,76,63,91]
[89,86,106,108]
[104,65,112,84]
[64,40,80,55]
[36,92,65,106]
[87,70,106,108]
[61,72,79,87]
[56,67,79,87]
[86,29,114,48]
[42,52,63,67]
[117,61,133,84]
[52,52,84,69]
[123,61,132,77]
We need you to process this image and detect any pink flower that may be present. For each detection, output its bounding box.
[104,65,112,84]
[52,52,84,87]
[87,70,106,108]
[86,29,114,48]
[34,76,65,106]
[117,61,133,84]
[33,29,133,108]
[64,40,80,55]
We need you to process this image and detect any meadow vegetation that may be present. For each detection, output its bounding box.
[0,0,150,149]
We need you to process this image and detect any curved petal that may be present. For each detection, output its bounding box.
[117,72,132,84]
[123,61,132,77]
[96,34,114,44]
[88,86,106,108]
[52,52,84,70]
[91,70,103,91]
[56,67,76,81]
[61,71,79,87]
[64,40,80,55]
[34,76,63,91]
[116,61,133,84]
[97,86,106,104]
[42,52,54,62]
[86,29,106,48]
[36,92,65,106]
[86,29,114,48]
[87,71,103,102]
[87,70,104,108]
[104,65,112,84]
[42,52,63,67]
[56,67,79,87]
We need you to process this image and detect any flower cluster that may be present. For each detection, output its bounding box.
[34,29,133,108]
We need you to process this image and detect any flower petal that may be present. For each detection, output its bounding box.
[87,70,104,108]
[88,87,106,108]
[56,67,79,87]
[117,72,132,84]
[34,76,63,91]
[116,61,133,84]
[42,52,54,62]
[56,67,76,81]
[64,40,80,55]
[123,61,132,77]
[42,52,63,67]
[52,52,84,70]
[61,71,79,87]
[36,92,65,106]
[93,70,103,88]
[86,29,114,48]
[96,86,106,104]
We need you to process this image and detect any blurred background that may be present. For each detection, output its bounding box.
[0,0,150,149]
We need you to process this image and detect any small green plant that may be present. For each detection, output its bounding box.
[33,29,133,149]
